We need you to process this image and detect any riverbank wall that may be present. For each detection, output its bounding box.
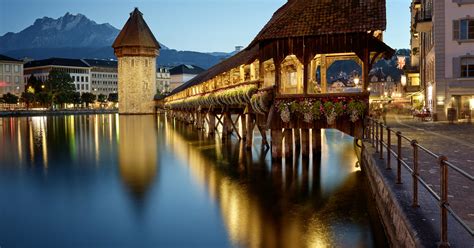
[361,142,473,247]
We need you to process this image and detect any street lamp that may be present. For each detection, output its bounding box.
[354,77,360,87]
[401,75,407,87]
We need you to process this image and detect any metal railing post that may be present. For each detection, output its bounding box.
[439,155,450,248]
[375,120,379,152]
[371,119,375,147]
[411,140,419,208]
[367,118,372,140]
[379,123,384,159]
[387,127,391,170]
[396,131,402,184]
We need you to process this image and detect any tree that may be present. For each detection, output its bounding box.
[20,92,35,109]
[97,94,107,109]
[81,93,96,107]
[72,92,82,108]
[108,93,118,103]
[36,92,52,108]
[55,91,74,107]
[2,93,19,104]
[26,74,44,93]
[45,70,75,108]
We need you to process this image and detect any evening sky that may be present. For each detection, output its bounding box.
[0,0,411,52]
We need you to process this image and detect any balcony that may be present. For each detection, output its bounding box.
[414,9,432,33]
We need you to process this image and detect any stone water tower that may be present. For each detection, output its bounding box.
[113,8,160,114]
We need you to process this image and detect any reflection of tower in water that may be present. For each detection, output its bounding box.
[118,115,158,199]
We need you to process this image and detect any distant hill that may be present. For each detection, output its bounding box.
[0,13,226,69]
[3,47,224,69]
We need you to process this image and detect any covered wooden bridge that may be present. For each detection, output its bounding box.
[158,0,394,159]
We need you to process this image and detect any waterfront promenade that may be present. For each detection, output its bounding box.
[386,114,474,231]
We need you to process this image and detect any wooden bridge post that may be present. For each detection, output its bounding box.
[283,129,293,157]
[245,114,255,149]
[241,114,247,140]
[301,129,310,157]
[208,112,216,135]
[312,128,321,155]
[223,112,232,139]
[294,128,301,149]
[258,125,268,146]
[271,128,283,159]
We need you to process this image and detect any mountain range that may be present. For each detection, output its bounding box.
[0,13,230,69]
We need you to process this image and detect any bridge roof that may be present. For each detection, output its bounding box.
[112,8,160,49]
[251,0,386,45]
[170,45,259,95]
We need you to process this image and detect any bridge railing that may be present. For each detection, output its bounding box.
[366,118,474,247]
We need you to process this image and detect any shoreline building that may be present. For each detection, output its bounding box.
[411,0,474,120]
[24,58,91,94]
[169,64,205,91]
[0,54,24,96]
[113,8,160,114]
[84,59,118,96]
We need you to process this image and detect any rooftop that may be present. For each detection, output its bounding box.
[251,0,387,45]
[112,8,160,49]
[169,64,205,75]
[24,58,90,68]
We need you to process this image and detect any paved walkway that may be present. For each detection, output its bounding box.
[377,114,474,232]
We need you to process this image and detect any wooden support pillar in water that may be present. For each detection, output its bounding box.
[258,125,268,146]
[271,129,283,159]
[208,112,216,135]
[245,114,254,149]
[301,129,310,157]
[283,129,293,157]
[294,128,301,149]
[312,129,322,155]
[223,112,233,139]
[241,114,247,140]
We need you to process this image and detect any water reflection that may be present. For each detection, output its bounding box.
[0,115,384,247]
[118,115,158,199]
[163,118,384,248]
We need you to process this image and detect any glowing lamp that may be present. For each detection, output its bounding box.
[401,75,407,87]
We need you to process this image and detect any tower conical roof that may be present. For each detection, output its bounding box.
[113,8,160,49]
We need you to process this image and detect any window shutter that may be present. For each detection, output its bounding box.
[453,20,460,40]
[453,57,461,78]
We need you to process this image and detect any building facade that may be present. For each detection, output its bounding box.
[24,58,92,94]
[0,54,24,96]
[156,67,171,94]
[169,64,205,91]
[113,8,161,114]
[84,59,118,96]
[412,0,474,120]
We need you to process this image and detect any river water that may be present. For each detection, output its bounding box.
[0,114,386,247]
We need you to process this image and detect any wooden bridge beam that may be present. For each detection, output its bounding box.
[301,129,310,157]
[283,128,292,158]
[271,129,283,159]
[245,114,255,150]
[312,129,321,155]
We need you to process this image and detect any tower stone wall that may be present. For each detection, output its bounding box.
[118,56,157,114]
[113,8,161,115]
